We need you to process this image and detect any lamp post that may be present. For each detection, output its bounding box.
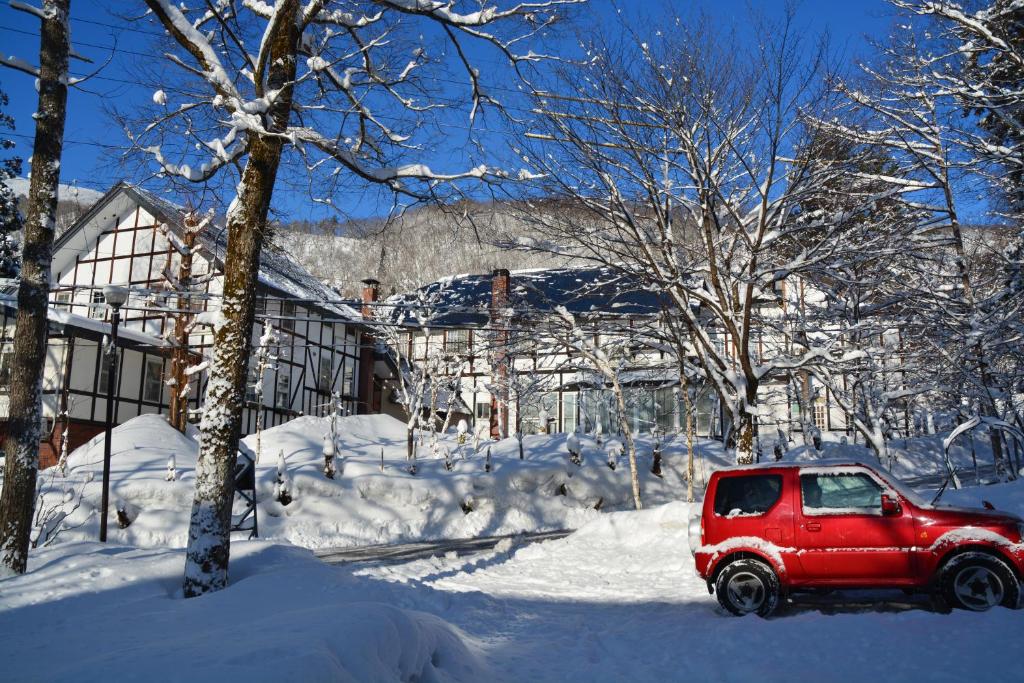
[99,284,129,542]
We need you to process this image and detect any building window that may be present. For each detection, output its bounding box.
[476,401,491,420]
[562,392,578,433]
[446,329,468,355]
[318,355,332,393]
[143,359,163,403]
[98,352,112,390]
[276,371,290,408]
[280,301,295,331]
[54,290,72,311]
[0,347,12,394]
[343,360,354,396]
[245,365,259,403]
[814,401,827,430]
[88,290,106,319]
[655,386,676,433]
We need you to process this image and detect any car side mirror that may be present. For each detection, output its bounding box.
[881,494,901,516]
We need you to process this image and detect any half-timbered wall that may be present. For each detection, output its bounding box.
[0,192,365,456]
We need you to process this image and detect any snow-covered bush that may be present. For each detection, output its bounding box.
[166,454,177,482]
[322,433,336,480]
[651,429,663,478]
[457,419,468,445]
[274,451,293,506]
[566,431,582,467]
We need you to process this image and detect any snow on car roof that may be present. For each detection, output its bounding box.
[716,458,882,473]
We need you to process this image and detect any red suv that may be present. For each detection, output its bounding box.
[689,461,1024,616]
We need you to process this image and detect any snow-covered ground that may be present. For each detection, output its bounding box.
[3,492,1022,682]
[2,413,1022,680]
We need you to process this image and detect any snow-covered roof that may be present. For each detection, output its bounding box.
[0,295,167,348]
[53,182,363,324]
[386,266,669,327]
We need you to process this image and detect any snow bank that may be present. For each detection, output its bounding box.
[38,413,724,550]
[33,411,1014,555]
[0,541,490,683]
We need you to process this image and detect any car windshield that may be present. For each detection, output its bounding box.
[873,470,932,508]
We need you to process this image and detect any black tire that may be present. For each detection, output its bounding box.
[939,551,1021,612]
[714,558,781,617]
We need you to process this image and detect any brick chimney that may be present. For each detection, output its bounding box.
[489,269,511,438]
[357,278,380,414]
[361,278,380,318]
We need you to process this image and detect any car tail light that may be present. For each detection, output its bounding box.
[700,518,705,545]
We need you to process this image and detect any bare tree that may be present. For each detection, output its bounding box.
[537,305,645,510]
[135,0,577,596]
[822,14,1021,476]
[511,12,873,464]
[375,283,470,470]
[0,0,74,576]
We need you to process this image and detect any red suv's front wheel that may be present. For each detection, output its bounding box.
[714,558,781,617]
[939,552,1021,612]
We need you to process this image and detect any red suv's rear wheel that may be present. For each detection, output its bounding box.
[939,552,1021,612]
[714,558,781,617]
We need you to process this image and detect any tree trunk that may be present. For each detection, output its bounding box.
[735,410,756,465]
[181,2,299,597]
[611,380,641,510]
[167,228,197,432]
[682,373,695,503]
[0,0,71,576]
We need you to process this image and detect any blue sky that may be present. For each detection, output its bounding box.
[0,0,898,222]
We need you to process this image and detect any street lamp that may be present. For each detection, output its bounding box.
[99,284,129,542]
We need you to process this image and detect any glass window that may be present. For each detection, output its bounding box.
[276,371,290,408]
[801,472,881,512]
[54,290,72,311]
[280,301,295,331]
[814,401,827,430]
[655,386,676,433]
[714,475,783,517]
[143,359,163,403]
[98,349,113,389]
[635,389,655,433]
[446,329,468,355]
[343,360,355,396]
[476,401,491,419]
[88,290,106,319]
[245,365,259,403]
[562,392,577,433]
[318,355,332,393]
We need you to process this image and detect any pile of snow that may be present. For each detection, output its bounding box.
[33,413,730,550]
[0,541,489,683]
[29,410,1019,553]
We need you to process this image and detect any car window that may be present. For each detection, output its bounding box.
[713,474,782,517]
[801,472,881,513]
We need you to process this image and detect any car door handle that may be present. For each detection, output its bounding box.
[805,522,821,532]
